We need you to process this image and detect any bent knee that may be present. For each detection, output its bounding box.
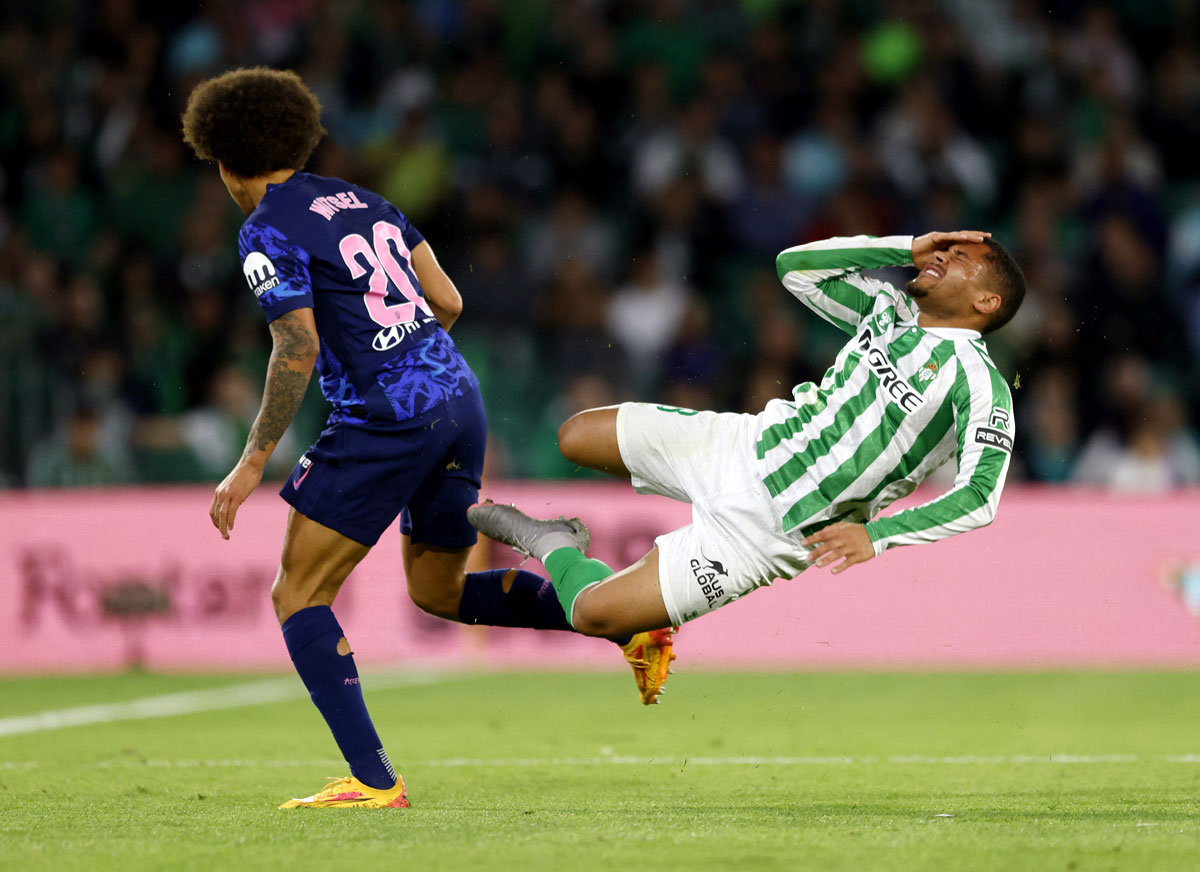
[557,414,588,464]
[406,574,463,621]
[569,600,621,638]
[557,408,624,473]
[271,573,316,624]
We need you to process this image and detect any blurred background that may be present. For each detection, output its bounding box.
[1,0,1199,491]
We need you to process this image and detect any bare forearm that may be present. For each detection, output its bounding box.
[427,301,459,331]
[410,240,462,332]
[242,310,318,467]
[243,360,311,464]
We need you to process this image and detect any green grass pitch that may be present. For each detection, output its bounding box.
[1,669,1198,871]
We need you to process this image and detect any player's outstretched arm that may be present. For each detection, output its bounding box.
[860,357,1013,554]
[210,308,319,539]
[410,240,463,331]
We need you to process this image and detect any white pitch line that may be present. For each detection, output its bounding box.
[6,754,1200,771]
[416,753,1192,768]
[0,671,446,738]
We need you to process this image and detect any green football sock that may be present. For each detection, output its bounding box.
[543,547,613,629]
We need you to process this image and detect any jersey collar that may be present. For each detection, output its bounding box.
[899,319,981,340]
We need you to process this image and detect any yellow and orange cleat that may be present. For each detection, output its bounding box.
[621,627,677,705]
[278,775,410,809]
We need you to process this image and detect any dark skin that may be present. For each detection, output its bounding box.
[551,230,1001,636]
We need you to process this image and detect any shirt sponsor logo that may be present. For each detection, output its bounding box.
[243,251,280,297]
[989,407,1011,431]
[372,319,428,351]
[856,327,925,413]
[974,427,1013,452]
[690,552,729,608]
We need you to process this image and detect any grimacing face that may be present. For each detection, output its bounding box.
[904,241,994,320]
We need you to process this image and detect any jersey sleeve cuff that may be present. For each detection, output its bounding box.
[402,223,425,251]
[862,521,890,556]
[263,296,314,323]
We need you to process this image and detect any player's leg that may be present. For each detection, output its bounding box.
[472,405,773,700]
[557,406,629,478]
[403,517,672,703]
[550,547,671,637]
[271,507,369,621]
[402,391,672,702]
[400,388,577,632]
[401,538,471,620]
[273,508,408,808]
[541,542,678,705]
[404,535,576,631]
[550,401,725,640]
[465,504,669,635]
[468,503,676,703]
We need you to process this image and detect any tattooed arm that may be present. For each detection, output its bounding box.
[245,309,320,460]
[210,308,319,539]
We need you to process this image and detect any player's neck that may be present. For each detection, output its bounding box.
[240,169,297,214]
[915,311,982,332]
[916,312,959,329]
[222,167,297,215]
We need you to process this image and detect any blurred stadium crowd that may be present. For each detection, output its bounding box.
[1,0,1199,489]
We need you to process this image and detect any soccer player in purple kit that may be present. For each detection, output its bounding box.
[181,68,674,810]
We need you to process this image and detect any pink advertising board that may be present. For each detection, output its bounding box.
[1,483,1199,673]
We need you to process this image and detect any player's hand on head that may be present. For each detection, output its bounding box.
[210,460,264,540]
[802,522,875,575]
[912,230,991,269]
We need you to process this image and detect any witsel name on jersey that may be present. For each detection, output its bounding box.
[309,191,369,220]
[856,327,924,413]
[243,252,280,297]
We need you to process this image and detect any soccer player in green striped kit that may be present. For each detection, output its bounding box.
[470,230,1025,672]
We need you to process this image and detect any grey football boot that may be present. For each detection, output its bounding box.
[467,501,590,560]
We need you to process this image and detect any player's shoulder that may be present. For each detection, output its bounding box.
[254,172,394,228]
[869,280,917,322]
[864,276,902,304]
[295,171,389,208]
[954,338,1012,403]
[238,217,297,260]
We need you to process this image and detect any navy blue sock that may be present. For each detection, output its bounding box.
[458,569,630,644]
[281,606,397,790]
[460,569,572,631]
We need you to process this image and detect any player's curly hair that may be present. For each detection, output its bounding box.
[980,237,1026,334]
[181,67,326,178]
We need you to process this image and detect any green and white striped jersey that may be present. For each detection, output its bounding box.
[763,235,1014,554]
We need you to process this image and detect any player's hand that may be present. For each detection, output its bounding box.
[210,459,264,540]
[802,522,876,575]
[912,230,991,269]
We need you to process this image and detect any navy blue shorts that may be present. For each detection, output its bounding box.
[280,388,487,548]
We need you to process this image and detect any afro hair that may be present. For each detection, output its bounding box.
[181,67,326,178]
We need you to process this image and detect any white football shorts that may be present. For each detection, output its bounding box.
[615,402,813,626]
